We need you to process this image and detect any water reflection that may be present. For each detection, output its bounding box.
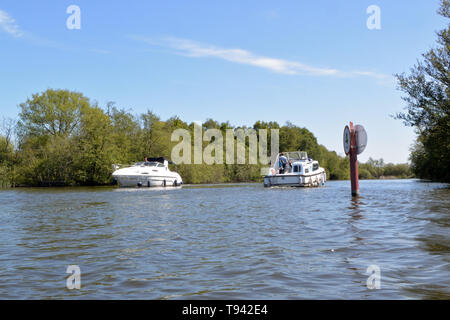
[348,196,365,220]
[113,186,183,192]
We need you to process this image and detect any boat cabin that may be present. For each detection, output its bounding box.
[134,157,174,170]
[134,161,165,167]
[272,151,320,175]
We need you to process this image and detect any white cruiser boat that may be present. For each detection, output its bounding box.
[264,151,326,187]
[112,157,183,188]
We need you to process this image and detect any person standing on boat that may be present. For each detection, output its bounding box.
[279,153,288,174]
[287,160,293,173]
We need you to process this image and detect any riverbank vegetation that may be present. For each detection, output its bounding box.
[359,159,413,180]
[0,89,413,187]
[395,0,450,182]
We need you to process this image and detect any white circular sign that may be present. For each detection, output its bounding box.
[355,125,367,155]
[343,126,350,155]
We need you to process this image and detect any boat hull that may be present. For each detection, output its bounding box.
[113,175,181,188]
[264,171,326,187]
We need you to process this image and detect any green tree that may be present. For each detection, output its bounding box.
[17,89,89,138]
[395,0,450,182]
[0,136,14,164]
[0,118,15,187]
[109,106,141,164]
[0,117,15,163]
[14,89,91,186]
[15,89,119,186]
[73,106,116,185]
[139,111,168,159]
[279,122,320,158]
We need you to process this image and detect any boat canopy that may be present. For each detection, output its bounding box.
[145,157,174,164]
[285,151,308,161]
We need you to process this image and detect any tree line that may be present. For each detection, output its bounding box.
[0,89,412,187]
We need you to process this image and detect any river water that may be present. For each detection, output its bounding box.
[0,179,448,299]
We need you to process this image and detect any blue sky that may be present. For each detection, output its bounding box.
[0,0,446,163]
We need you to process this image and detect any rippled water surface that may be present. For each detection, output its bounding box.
[0,180,449,299]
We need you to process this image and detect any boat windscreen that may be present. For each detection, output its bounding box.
[134,162,158,167]
[286,151,308,161]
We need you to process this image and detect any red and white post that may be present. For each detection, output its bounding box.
[349,122,360,196]
[344,122,360,196]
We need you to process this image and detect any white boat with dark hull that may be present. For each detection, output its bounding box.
[112,157,183,188]
[264,151,326,188]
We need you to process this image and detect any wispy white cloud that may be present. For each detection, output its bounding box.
[130,35,392,82]
[0,9,23,37]
[0,9,110,55]
[132,35,338,76]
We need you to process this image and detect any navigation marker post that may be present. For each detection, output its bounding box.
[343,122,367,197]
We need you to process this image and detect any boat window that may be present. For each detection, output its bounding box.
[157,163,165,167]
[293,165,300,173]
[144,162,159,167]
[305,168,309,173]
[313,163,319,171]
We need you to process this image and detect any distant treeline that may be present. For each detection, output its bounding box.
[359,159,413,180]
[0,89,412,187]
